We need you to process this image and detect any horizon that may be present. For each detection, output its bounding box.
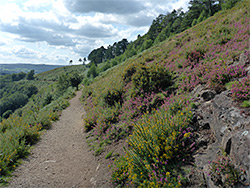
[0,0,189,66]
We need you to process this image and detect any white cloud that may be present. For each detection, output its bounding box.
[0,0,190,65]
[0,3,22,23]
[23,0,51,10]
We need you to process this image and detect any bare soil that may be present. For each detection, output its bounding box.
[8,90,112,188]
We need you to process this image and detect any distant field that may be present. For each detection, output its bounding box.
[0,64,64,75]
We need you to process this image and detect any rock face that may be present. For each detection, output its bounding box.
[189,52,250,187]
[193,90,250,187]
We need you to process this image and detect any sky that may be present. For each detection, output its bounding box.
[0,0,189,65]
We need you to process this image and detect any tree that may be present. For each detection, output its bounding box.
[69,73,82,90]
[88,46,106,65]
[24,85,38,97]
[143,39,153,50]
[57,72,82,91]
[12,72,26,81]
[78,58,82,64]
[83,57,87,65]
[221,0,242,9]
[26,70,35,80]
[87,63,98,78]
[58,74,70,91]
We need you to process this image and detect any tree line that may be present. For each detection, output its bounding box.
[85,0,242,69]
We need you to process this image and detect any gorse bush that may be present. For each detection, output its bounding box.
[131,63,172,96]
[112,98,195,187]
[104,88,123,107]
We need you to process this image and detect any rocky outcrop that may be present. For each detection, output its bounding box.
[189,52,250,187]
[192,90,250,187]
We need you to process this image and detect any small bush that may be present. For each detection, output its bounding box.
[186,50,205,64]
[84,116,97,132]
[122,63,138,83]
[112,99,195,187]
[231,76,250,101]
[131,63,172,96]
[104,89,123,107]
[209,153,246,187]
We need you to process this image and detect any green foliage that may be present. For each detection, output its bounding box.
[222,0,242,9]
[131,63,172,96]
[104,88,123,107]
[143,39,153,50]
[0,66,78,182]
[84,116,97,132]
[0,115,41,178]
[112,99,194,187]
[111,156,129,187]
[225,81,238,90]
[241,100,250,108]
[68,73,82,90]
[122,63,138,84]
[26,70,35,80]
[231,76,250,101]
[36,65,86,82]
[88,39,129,65]
[0,92,29,118]
[87,63,98,78]
[57,71,82,92]
[58,74,70,91]
[105,151,113,159]
[100,61,111,72]
[11,72,26,81]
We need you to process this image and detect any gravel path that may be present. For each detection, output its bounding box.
[8,90,111,188]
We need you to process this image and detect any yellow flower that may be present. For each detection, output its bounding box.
[166,172,170,177]
[184,132,191,138]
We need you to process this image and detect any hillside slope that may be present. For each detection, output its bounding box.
[81,1,250,187]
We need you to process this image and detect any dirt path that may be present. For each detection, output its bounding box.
[8,90,111,188]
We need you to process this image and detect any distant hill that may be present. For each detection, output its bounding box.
[0,64,64,75]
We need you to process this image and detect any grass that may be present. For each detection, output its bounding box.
[241,100,250,108]
[105,151,113,159]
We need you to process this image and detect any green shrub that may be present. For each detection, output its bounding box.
[241,100,250,108]
[0,115,40,177]
[122,63,138,83]
[131,63,172,96]
[84,116,97,132]
[104,89,123,107]
[111,156,129,187]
